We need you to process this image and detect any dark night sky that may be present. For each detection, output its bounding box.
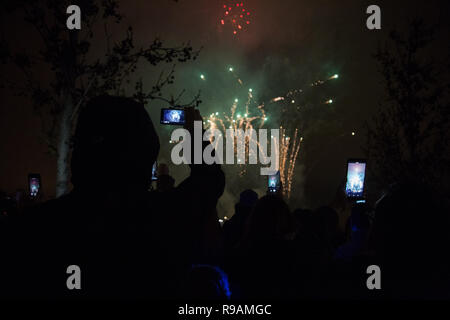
[1,0,449,214]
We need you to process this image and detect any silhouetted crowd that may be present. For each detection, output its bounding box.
[1,96,449,300]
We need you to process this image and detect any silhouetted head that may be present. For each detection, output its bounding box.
[239,189,258,208]
[244,195,294,245]
[71,95,159,193]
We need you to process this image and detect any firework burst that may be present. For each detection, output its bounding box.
[205,90,266,175]
[198,65,340,198]
[220,1,251,36]
[277,127,302,199]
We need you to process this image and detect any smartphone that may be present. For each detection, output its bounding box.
[151,161,158,181]
[268,171,281,194]
[28,173,41,197]
[345,159,366,199]
[160,108,185,125]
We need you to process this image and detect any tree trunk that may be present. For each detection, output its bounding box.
[55,95,74,197]
[56,30,78,198]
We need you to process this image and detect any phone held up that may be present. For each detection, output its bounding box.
[28,173,41,198]
[268,171,281,194]
[151,161,158,181]
[160,108,185,125]
[345,159,366,201]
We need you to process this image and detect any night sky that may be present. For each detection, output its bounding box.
[1,0,449,215]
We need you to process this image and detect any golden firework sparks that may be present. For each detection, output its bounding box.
[277,127,302,199]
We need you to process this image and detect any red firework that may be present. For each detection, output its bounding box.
[220,2,251,35]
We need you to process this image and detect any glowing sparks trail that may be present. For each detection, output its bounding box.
[204,65,265,171]
[263,73,339,197]
[205,90,266,175]
[228,65,244,85]
[273,74,339,103]
[271,97,285,102]
[198,65,340,198]
[277,127,302,199]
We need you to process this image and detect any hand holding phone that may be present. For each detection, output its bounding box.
[183,106,202,133]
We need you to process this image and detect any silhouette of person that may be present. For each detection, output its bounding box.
[0,95,225,299]
[223,189,258,250]
[233,195,297,298]
[372,183,450,299]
